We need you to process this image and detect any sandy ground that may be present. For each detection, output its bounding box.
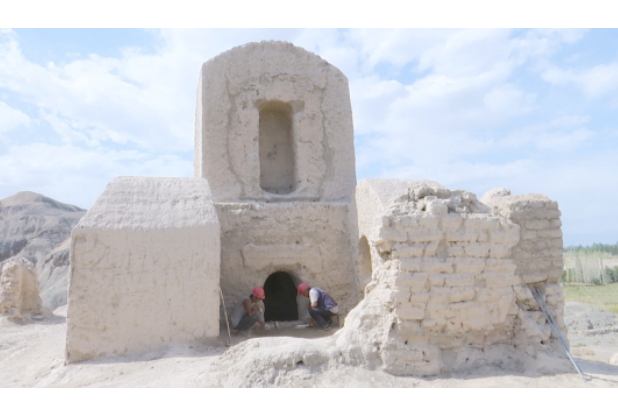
[1,303,617,388]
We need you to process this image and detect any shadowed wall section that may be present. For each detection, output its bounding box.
[259,101,295,194]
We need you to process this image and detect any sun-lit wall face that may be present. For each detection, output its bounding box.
[358,236,373,295]
[194,41,356,203]
[66,177,221,364]
[195,41,361,328]
[259,101,295,194]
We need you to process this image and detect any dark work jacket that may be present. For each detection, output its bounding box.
[312,287,337,309]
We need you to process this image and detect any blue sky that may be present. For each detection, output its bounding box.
[1,28,617,247]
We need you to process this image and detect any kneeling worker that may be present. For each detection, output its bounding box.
[298,283,338,331]
[230,287,271,336]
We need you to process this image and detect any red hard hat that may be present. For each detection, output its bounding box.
[298,283,309,296]
[252,287,265,300]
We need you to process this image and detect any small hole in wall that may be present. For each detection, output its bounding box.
[296,360,304,366]
[404,340,408,345]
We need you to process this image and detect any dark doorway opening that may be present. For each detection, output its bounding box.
[263,271,298,322]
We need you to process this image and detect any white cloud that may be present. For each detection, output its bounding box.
[504,117,594,151]
[0,101,30,134]
[549,115,590,128]
[0,29,318,156]
[349,76,407,136]
[342,29,586,81]
[0,28,585,163]
[536,128,594,150]
[0,142,192,208]
[510,29,587,61]
[382,158,534,192]
[542,61,618,98]
[483,84,536,117]
[346,29,457,73]
[353,72,536,170]
[580,63,618,97]
[416,29,515,77]
[1,28,616,248]
[0,30,214,152]
[342,29,593,178]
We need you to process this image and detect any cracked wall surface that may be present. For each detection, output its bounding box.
[195,42,359,322]
[194,41,356,203]
[66,177,221,363]
[341,179,567,376]
[217,202,360,322]
[65,42,570,374]
[0,257,43,321]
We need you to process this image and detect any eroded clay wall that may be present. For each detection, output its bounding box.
[0,257,43,321]
[194,41,356,203]
[343,179,567,376]
[216,202,359,322]
[66,177,221,363]
[67,227,220,363]
[482,192,566,348]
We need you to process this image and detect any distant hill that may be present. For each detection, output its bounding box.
[0,191,86,309]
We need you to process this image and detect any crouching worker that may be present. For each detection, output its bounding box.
[230,287,271,336]
[298,283,338,331]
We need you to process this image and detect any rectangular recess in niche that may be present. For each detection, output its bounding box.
[259,101,295,194]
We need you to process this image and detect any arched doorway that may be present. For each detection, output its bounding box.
[263,271,298,322]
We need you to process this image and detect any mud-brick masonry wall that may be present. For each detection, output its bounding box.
[66,177,221,363]
[342,179,566,376]
[194,42,360,318]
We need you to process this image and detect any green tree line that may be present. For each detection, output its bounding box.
[564,242,618,255]
[563,242,618,284]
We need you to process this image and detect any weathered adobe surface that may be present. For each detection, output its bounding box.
[63,41,571,376]
[0,191,85,309]
[194,41,356,203]
[195,41,360,322]
[212,179,571,380]
[66,177,221,363]
[344,179,567,375]
[0,257,43,321]
[216,202,360,321]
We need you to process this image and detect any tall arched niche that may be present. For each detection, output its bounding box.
[259,100,295,194]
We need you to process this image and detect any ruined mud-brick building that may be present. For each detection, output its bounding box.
[67,41,567,375]
[0,257,44,321]
[341,181,566,375]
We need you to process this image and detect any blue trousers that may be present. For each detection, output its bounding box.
[308,307,335,328]
[234,314,260,332]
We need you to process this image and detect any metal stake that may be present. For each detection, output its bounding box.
[530,286,586,381]
[220,288,232,347]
